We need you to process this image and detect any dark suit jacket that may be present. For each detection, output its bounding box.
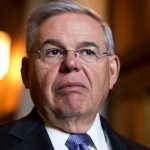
[0,108,149,150]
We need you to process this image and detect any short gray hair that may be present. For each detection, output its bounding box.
[26,0,114,56]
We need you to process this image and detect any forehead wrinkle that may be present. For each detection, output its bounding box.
[77,41,100,49]
[40,39,101,51]
[38,13,106,50]
[40,39,66,49]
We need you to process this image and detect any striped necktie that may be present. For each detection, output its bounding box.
[65,133,94,150]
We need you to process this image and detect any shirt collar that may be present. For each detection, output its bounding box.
[45,126,69,150]
[87,114,110,150]
[45,114,110,150]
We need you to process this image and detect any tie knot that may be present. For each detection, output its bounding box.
[65,133,94,149]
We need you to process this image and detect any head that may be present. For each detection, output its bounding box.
[21,0,120,133]
[26,0,114,56]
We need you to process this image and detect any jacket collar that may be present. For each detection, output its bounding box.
[8,108,145,150]
[101,116,136,150]
[9,108,54,150]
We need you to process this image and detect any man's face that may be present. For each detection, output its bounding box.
[22,13,119,129]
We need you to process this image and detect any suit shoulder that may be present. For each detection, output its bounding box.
[0,120,22,150]
[0,120,16,133]
[100,116,150,150]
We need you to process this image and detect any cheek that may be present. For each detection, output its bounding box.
[97,67,110,89]
[34,61,58,85]
[39,65,59,96]
[90,64,109,88]
[87,63,110,105]
[28,61,59,103]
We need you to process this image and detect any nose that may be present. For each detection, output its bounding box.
[60,50,81,73]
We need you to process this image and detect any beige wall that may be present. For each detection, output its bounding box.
[77,0,108,20]
[25,0,108,21]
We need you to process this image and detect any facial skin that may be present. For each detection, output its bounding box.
[21,12,120,133]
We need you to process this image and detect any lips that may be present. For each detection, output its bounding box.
[55,82,86,91]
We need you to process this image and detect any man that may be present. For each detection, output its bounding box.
[0,0,149,150]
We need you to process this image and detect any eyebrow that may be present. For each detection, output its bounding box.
[77,41,100,49]
[40,39,100,50]
[40,39,66,49]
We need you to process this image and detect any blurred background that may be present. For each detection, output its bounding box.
[0,0,150,148]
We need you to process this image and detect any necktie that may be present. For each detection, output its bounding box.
[65,133,94,150]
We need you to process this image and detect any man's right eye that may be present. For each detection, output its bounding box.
[45,48,63,57]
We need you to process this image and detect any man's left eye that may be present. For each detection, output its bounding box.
[80,49,96,56]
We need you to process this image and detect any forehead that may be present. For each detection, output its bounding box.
[37,12,105,48]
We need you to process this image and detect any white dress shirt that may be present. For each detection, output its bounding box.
[45,114,112,150]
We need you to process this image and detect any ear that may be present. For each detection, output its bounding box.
[109,55,120,89]
[21,57,30,88]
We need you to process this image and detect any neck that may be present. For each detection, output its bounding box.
[39,110,97,133]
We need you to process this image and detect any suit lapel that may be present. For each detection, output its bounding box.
[6,110,148,150]
[101,116,133,150]
[9,109,54,150]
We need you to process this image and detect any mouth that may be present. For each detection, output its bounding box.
[55,82,86,91]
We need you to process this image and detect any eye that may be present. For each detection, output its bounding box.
[45,48,64,57]
[80,48,96,56]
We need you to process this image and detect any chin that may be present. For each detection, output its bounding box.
[54,108,85,119]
